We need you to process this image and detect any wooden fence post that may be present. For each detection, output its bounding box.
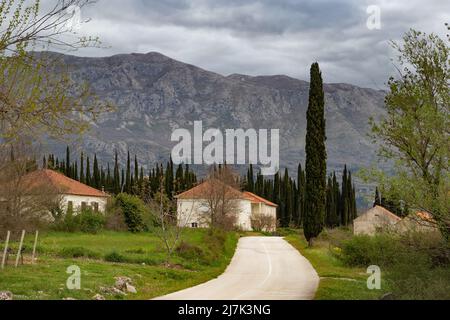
[15,230,25,268]
[1,231,10,269]
[31,230,39,264]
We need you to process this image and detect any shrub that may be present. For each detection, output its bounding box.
[59,247,99,259]
[340,234,401,267]
[78,209,105,234]
[52,209,105,234]
[339,231,450,300]
[104,251,127,263]
[104,198,128,232]
[176,241,205,261]
[114,193,150,232]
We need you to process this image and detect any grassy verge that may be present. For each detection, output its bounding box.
[0,229,238,300]
[283,229,389,300]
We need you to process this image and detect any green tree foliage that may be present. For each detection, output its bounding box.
[114,193,147,233]
[0,0,110,142]
[368,28,449,239]
[304,62,327,245]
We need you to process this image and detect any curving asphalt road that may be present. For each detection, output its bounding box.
[155,236,319,300]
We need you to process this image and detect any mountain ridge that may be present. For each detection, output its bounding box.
[40,51,387,176]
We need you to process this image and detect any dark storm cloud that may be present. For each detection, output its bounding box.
[42,0,450,88]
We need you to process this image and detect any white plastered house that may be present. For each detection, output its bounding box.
[176,180,278,232]
[23,169,110,214]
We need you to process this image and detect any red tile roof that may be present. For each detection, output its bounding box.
[243,191,278,207]
[176,180,245,200]
[176,181,277,207]
[22,169,109,198]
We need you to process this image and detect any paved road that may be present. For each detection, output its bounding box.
[155,237,319,300]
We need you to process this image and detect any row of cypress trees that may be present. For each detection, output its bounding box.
[43,148,197,200]
[244,164,357,228]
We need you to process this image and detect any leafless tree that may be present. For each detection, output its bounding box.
[144,177,194,265]
[200,166,242,231]
[251,214,276,233]
[0,0,112,142]
[0,141,62,235]
[0,0,100,54]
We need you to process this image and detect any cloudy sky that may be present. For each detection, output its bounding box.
[48,0,449,89]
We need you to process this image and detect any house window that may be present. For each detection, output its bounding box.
[191,223,199,228]
[92,202,99,213]
[67,201,73,213]
[81,202,87,211]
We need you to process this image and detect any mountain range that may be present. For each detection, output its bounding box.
[44,51,387,177]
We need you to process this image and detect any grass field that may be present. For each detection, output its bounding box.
[0,229,239,300]
[283,229,389,300]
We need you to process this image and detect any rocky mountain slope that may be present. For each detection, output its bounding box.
[44,51,386,175]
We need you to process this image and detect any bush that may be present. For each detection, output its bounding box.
[104,251,127,263]
[59,247,100,259]
[52,209,105,234]
[340,234,401,267]
[78,209,105,234]
[338,231,450,299]
[104,198,128,232]
[114,193,150,232]
[176,241,205,261]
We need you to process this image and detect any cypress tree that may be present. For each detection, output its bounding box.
[80,152,85,184]
[304,62,327,246]
[297,163,306,226]
[86,156,91,186]
[341,165,349,226]
[106,163,112,192]
[73,161,78,181]
[247,164,255,193]
[125,151,131,193]
[332,172,341,226]
[114,151,120,194]
[121,168,125,192]
[134,155,139,190]
[65,146,70,178]
[93,154,100,189]
[374,187,381,207]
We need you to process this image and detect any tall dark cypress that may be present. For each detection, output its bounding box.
[65,146,71,178]
[73,161,78,181]
[374,187,381,207]
[134,155,139,191]
[297,164,306,226]
[93,154,100,189]
[106,163,112,192]
[247,164,255,193]
[80,152,85,184]
[333,172,341,226]
[86,156,91,187]
[114,151,120,194]
[304,62,327,245]
[341,165,349,226]
[125,151,131,193]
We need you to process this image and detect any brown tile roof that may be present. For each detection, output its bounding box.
[375,206,402,221]
[176,181,277,207]
[242,191,278,207]
[22,169,109,198]
[175,180,245,200]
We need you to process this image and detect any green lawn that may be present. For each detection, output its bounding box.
[0,229,239,300]
[284,230,389,300]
